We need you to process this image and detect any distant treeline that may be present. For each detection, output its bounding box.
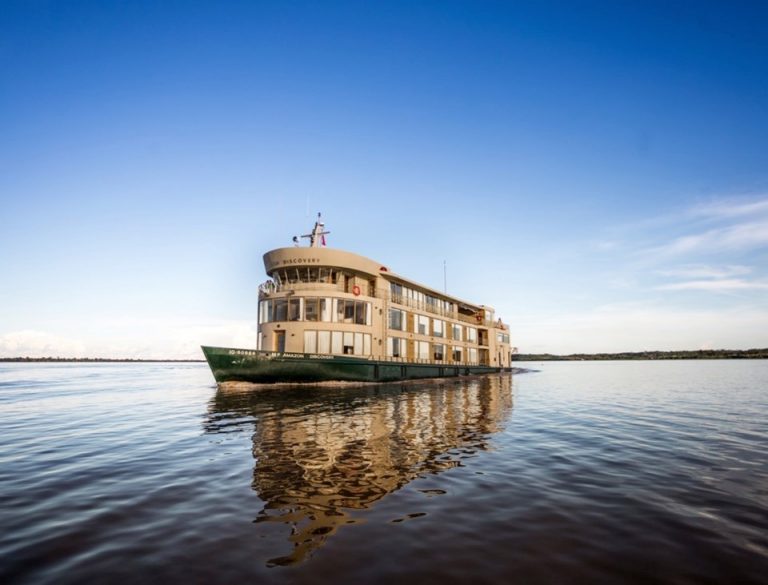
[515,348,768,361]
[0,357,205,363]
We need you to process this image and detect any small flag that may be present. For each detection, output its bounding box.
[321,234,326,246]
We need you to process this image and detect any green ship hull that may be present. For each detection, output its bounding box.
[201,345,510,384]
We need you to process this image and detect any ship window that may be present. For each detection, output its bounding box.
[389,309,403,330]
[452,324,462,341]
[433,319,444,337]
[417,315,429,335]
[344,300,355,323]
[305,298,319,321]
[274,299,288,321]
[469,348,478,363]
[334,299,348,323]
[416,341,429,360]
[318,331,331,354]
[320,298,331,322]
[332,331,342,354]
[354,333,363,355]
[390,282,403,303]
[343,332,354,355]
[433,343,444,361]
[387,337,404,358]
[288,298,301,321]
[363,334,371,356]
[259,300,273,324]
[452,346,462,362]
[466,327,477,343]
[304,331,317,353]
[354,301,368,325]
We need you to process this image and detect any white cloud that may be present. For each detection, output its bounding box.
[0,330,87,358]
[625,194,768,261]
[691,196,768,219]
[658,264,751,279]
[0,319,257,359]
[513,306,768,354]
[656,278,768,291]
[652,219,768,256]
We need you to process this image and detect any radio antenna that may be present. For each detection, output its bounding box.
[443,260,447,293]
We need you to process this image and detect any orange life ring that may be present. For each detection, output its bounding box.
[352,285,361,296]
[475,314,482,323]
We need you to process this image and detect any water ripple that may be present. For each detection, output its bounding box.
[1,361,767,583]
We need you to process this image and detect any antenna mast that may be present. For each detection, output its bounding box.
[300,212,331,248]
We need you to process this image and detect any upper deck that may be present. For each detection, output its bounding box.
[260,246,507,330]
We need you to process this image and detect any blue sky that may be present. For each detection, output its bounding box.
[1,0,767,357]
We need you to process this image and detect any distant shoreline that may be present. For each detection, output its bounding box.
[2,348,767,362]
[0,358,206,363]
[515,349,768,361]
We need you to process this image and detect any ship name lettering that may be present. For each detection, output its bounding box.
[280,258,320,265]
[229,349,257,356]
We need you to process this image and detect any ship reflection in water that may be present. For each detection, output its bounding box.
[206,375,513,566]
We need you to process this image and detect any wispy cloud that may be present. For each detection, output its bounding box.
[630,195,768,260]
[691,196,768,219]
[658,264,751,279]
[652,218,768,256]
[656,278,768,292]
[602,195,768,302]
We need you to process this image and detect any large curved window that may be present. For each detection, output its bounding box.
[259,297,371,325]
[272,267,337,285]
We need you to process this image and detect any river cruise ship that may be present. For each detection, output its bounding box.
[202,215,513,383]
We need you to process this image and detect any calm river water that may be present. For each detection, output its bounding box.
[1,361,767,584]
